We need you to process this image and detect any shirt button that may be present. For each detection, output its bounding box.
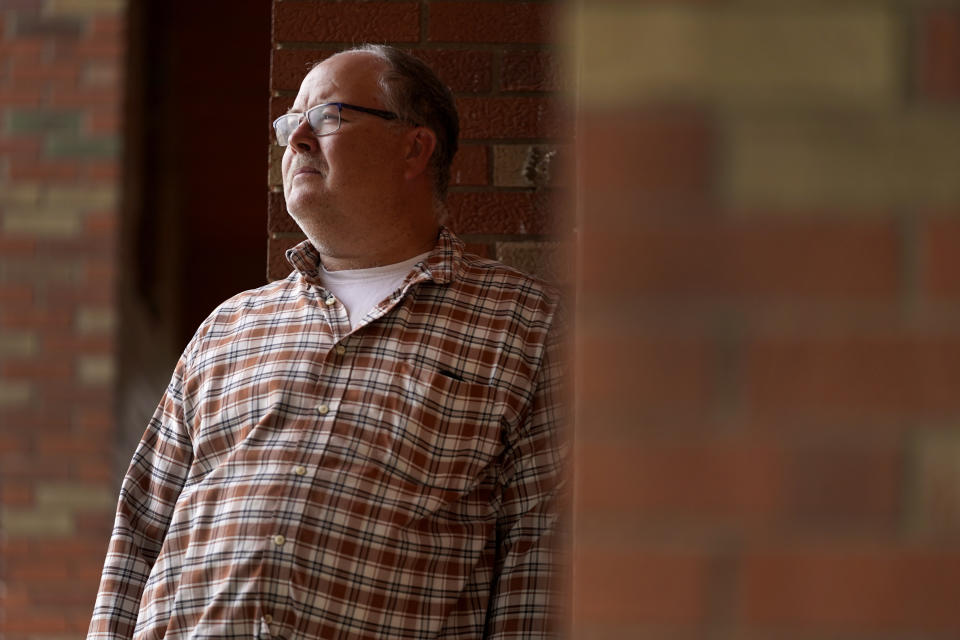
[272,534,285,546]
[335,345,346,356]
[317,404,329,415]
[324,296,336,306]
[294,465,306,476]
[263,614,273,624]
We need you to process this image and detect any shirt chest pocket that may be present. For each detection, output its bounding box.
[337,367,504,515]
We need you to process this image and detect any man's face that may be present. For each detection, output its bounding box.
[281,52,406,240]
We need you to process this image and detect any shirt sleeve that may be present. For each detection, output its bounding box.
[484,308,570,639]
[87,354,195,640]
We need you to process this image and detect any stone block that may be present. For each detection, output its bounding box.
[1,508,74,537]
[576,4,900,109]
[5,108,81,134]
[35,483,115,510]
[78,355,114,386]
[725,113,960,208]
[45,134,118,158]
[493,144,564,188]
[2,207,82,236]
[76,307,114,334]
[0,332,37,357]
[43,0,124,16]
[496,240,569,283]
[911,430,960,534]
[0,382,31,407]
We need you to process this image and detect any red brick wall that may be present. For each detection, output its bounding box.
[573,4,960,638]
[267,0,567,282]
[0,2,123,637]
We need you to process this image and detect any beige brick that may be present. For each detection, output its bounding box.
[1,508,74,537]
[0,382,31,407]
[0,183,42,207]
[270,145,284,188]
[78,355,115,386]
[576,5,900,109]
[43,0,124,16]
[493,145,564,188]
[44,185,116,209]
[726,113,960,208]
[0,332,37,357]
[76,307,115,334]
[36,483,116,511]
[911,431,960,535]
[496,241,569,283]
[3,208,82,236]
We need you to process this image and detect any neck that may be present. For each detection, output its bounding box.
[316,220,439,272]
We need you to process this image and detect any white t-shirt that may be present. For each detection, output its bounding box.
[319,251,432,329]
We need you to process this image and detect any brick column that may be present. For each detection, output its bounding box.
[572,3,960,638]
[0,1,123,637]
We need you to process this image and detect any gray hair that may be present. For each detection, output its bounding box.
[332,44,460,201]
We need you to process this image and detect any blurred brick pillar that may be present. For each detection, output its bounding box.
[0,1,124,637]
[267,0,569,283]
[571,3,960,639]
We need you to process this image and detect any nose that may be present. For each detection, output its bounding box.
[287,116,318,153]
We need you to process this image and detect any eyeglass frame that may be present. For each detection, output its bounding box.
[273,102,399,147]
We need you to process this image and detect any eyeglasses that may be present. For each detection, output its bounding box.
[272,102,398,146]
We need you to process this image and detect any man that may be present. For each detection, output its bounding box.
[89,44,566,640]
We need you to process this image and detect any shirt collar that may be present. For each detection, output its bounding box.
[285,226,462,286]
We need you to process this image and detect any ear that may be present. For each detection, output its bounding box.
[402,126,437,181]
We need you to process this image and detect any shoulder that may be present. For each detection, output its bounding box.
[454,251,562,321]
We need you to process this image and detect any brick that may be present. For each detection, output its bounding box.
[740,547,960,631]
[578,108,712,198]
[271,49,331,92]
[9,160,80,181]
[0,382,32,407]
[576,4,898,109]
[445,191,554,235]
[495,241,567,283]
[268,234,305,282]
[0,183,42,206]
[919,9,960,101]
[911,431,960,534]
[1,359,71,381]
[921,218,960,299]
[0,283,32,304]
[83,60,120,87]
[13,14,84,38]
[457,97,562,139]
[501,51,561,92]
[2,207,83,236]
[273,2,419,44]
[77,354,114,385]
[429,3,554,44]
[35,483,115,510]
[493,144,564,188]
[1,508,74,537]
[268,191,298,233]
[75,307,114,334]
[45,184,116,208]
[578,331,715,421]
[782,445,902,525]
[576,440,781,520]
[44,0,124,15]
[745,336,960,419]
[5,109,82,134]
[727,114,960,209]
[45,134,118,158]
[580,220,899,300]
[272,49,493,94]
[573,548,709,624]
[269,143,284,188]
[0,332,37,357]
[450,144,487,187]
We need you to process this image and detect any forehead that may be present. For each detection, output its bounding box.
[294,52,387,110]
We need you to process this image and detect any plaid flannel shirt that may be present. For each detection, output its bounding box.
[88,227,566,640]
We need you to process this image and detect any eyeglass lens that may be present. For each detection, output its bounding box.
[274,104,341,146]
